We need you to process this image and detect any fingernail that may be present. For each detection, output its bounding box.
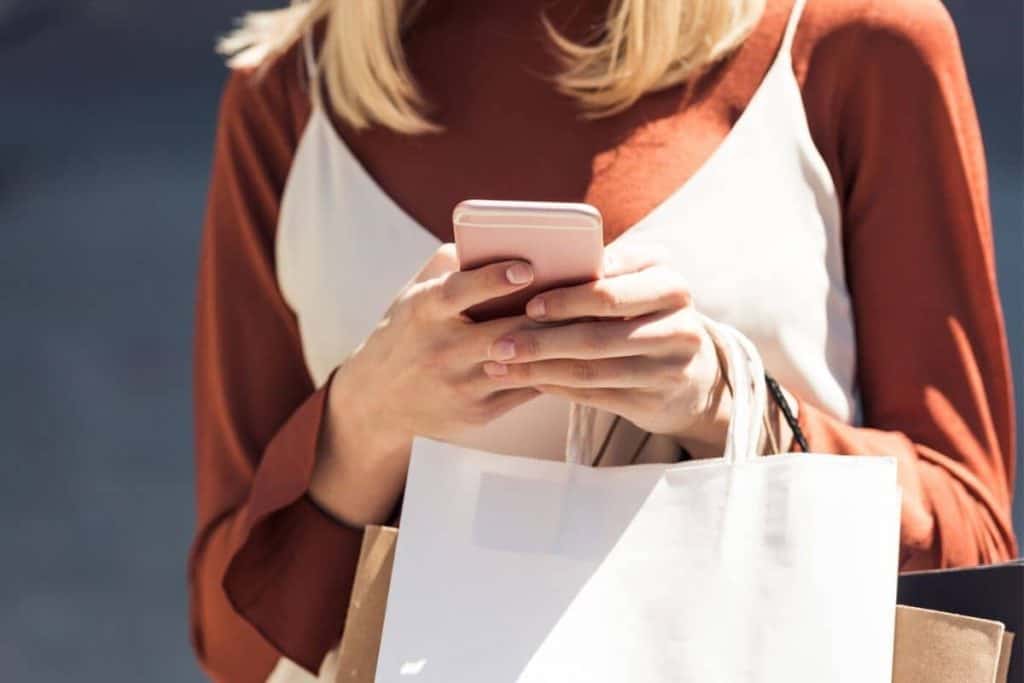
[490,339,516,361]
[484,362,508,376]
[526,298,546,319]
[506,263,533,285]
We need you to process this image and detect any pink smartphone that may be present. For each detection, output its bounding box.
[453,199,604,321]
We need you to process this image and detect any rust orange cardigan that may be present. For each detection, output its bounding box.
[190,0,1017,680]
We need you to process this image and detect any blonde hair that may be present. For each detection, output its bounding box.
[220,0,765,134]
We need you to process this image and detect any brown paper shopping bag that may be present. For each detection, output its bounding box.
[892,605,1012,683]
[898,561,1023,681]
[332,525,398,683]
[996,632,1015,683]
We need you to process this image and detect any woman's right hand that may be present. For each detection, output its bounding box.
[310,244,540,525]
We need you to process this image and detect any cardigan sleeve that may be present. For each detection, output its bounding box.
[796,0,1016,569]
[188,57,364,681]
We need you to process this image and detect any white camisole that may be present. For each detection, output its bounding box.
[275,0,857,467]
[268,0,858,678]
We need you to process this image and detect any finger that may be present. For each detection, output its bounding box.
[428,260,535,317]
[488,312,702,363]
[448,315,550,364]
[534,385,640,415]
[526,266,691,322]
[480,387,540,420]
[602,242,664,277]
[483,356,672,388]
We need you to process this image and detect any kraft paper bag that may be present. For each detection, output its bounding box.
[281,529,1017,683]
[287,590,1017,683]
[996,632,1014,683]
[897,560,1023,682]
[265,526,398,683]
[333,525,398,682]
[892,605,1010,683]
[373,320,902,682]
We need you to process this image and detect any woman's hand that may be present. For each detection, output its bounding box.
[331,244,542,451]
[481,246,733,459]
[312,245,540,525]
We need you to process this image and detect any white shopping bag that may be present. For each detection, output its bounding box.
[375,321,901,682]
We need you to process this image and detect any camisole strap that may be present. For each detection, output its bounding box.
[778,0,807,62]
[302,28,322,110]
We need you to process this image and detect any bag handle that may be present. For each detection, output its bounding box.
[565,402,596,465]
[702,316,767,465]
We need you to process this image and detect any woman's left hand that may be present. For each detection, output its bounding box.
[483,246,733,459]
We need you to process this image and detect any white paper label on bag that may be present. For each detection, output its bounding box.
[472,472,565,553]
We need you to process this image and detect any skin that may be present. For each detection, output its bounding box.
[310,243,792,527]
[483,244,733,458]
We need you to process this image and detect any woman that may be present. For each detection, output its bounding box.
[190,0,1016,680]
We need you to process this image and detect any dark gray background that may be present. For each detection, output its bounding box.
[0,1,1020,680]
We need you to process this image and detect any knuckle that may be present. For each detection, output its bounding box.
[405,293,433,324]
[661,361,688,386]
[452,380,480,408]
[516,334,541,359]
[510,363,531,381]
[422,343,450,369]
[652,317,699,349]
[435,243,458,265]
[417,244,459,282]
[665,286,692,310]
[672,324,703,349]
[581,326,607,353]
[387,293,415,324]
[467,401,495,426]
[594,284,619,311]
[643,330,672,350]
[574,388,595,403]
[571,361,597,383]
[437,276,460,310]
[484,399,508,421]
[401,279,428,303]
[404,281,437,320]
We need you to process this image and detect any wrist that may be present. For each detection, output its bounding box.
[327,362,411,458]
[673,367,732,459]
[311,366,412,527]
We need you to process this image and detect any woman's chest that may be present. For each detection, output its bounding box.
[330,15,749,244]
[336,105,739,244]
